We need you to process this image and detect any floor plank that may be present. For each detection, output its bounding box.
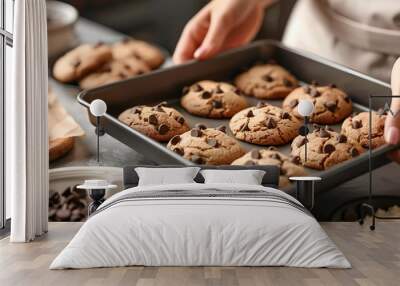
[1,221,399,286]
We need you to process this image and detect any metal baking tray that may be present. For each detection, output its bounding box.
[77,40,397,193]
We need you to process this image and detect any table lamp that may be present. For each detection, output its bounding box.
[297,99,314,162]
[89,99,107,164]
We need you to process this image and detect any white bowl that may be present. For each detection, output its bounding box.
[49,166,123,199]
[47,1,79,58]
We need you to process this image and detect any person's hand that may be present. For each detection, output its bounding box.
[385,57,400,162]
[173,0,275,64]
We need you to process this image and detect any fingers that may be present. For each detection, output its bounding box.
[385,98,400,162]
[194,11,233,60]
[173,7,210,64]
[385,99,400,144]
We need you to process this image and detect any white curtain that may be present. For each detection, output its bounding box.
[8,0,49,242]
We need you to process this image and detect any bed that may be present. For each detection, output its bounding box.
[50,165,350,269]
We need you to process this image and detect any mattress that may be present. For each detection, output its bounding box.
[50,183,350,269]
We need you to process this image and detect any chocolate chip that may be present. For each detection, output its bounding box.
[214,85,224,94]
[190,128,203,137]
[281,112,291,119]
[158,124,170,135]
[195,123,207,130]
[283,78,293,87]
[132,52,142,60]
[192,84,203,92]
[244,160,256,166]
[324,101,337,112]
[170,135,181,145]
[343,94,351,103]
[313,124,321,131]
[303,85,311,93]
[256,101,266,108]
[289,99,298,108]
[212,100,223,108]
[250,149,261,159]
[297,137,308,147]
[182,86,190,95]
[350,147,359,157]
[323,144,335,153]
[290,156,301,165]
[329,83,337,88]
[266,118,277,129]
[337,134,347,143]
[148,114,158,125]
[352,120,362,129]
[201,91,212,99]
[246,110,254,117]
[310,88,320,97]
[155,105,165,112]
[262,74,273,82]
[362,143,369,149]
[131,107,142,114]
[319,129,330,138]
[311,80,318,86]
[268,146,278,151]
[62,187,72,198]
[176,116,185,124]
[270,153,281,160]
[206,138,218,147]
[191,155,204,164]
[240,122,250,132]
[216,125,226,133]
[173,147,184,156]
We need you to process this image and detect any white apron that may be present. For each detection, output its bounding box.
[283,0,400,82]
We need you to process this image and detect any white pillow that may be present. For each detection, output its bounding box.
[135,167,201,186]
[200,169,266,185]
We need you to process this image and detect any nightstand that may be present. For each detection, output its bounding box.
[289,176,322,210]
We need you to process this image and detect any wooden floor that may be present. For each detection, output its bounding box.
[1,221,399,286]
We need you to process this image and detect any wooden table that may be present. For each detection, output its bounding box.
[1,221,399,286]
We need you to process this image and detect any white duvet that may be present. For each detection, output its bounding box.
[50,183,350,269]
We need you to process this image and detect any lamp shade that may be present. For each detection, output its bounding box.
[297,100,314,117]
[90,99,107,117]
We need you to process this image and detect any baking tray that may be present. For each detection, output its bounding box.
[77,40,397,193]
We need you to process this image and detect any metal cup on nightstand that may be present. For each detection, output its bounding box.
[77,180,117,215]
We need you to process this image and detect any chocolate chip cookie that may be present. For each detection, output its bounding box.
[234,63,298,99]
[229,103,301,145]
[167,125,245,165]
[118,103,190,142]
[291,126,364,170]
[231,147,307,187]
[180,80,248,118]
[79,57,151,89]
[53,43,113,83]
[282,84,352,124]
[341,111,386,150]
[112,38,165,69]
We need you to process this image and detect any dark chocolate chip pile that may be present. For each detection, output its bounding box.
[49,186,88,222]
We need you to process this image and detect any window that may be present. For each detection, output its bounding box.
[0,0,14,230]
